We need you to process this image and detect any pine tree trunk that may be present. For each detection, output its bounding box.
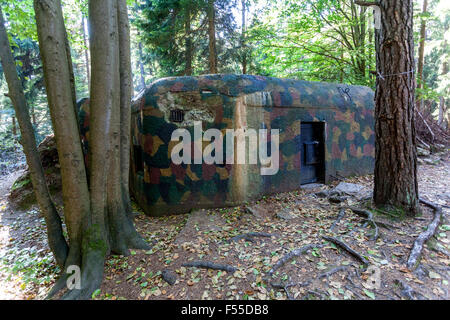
[372,0,419,216]
[0,5,68,267]
[207,0,217,74]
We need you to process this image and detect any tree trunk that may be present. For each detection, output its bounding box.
[31,103,36,127]
[241,0,247,74]
[372,0,419,216]
[185,7,192,76]
[82,16,90,89]
[34,0,91,274]
[207,0,217,74]
[0,5,68,267]
[417,0,428,112]
[12,115,16,135]
[438,96,445,126]
[34,0,149,300]
[137,37,146,90]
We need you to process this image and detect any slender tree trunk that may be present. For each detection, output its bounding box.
[438,96,445,126]
[417,0,428,112]
[31,103,36,127]
[65,28,77,116]
[82,16,90,89]
[12,115,16,135]
[371,0,419,216]
[185,7,192,76]
[439,59,448,126]
[207,0,217,74]
[0,5,68,267]
[241,0,247,74]
[137,36,146,90]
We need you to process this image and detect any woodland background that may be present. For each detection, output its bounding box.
[0,0,448,162]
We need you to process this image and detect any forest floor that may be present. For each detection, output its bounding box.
[0,154,449,300]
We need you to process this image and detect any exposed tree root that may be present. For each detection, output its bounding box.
[304,290,327,300]
[394,279,416,300]
[322,236,369,266]
[182,261,237,273]
[228,232,273,243]
[344,284,365,300]
[267,243,324,277]
[329,208,347,232]
[270,280,311,300]
[406,198,443,270]
[318,265,350,279]
[348,207,379,240]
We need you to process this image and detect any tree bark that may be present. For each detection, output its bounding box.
[416,0,428,112]
[372,0,419,216]
[0,5,68,267]
[207,0,217,74]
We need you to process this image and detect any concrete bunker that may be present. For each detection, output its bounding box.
[127,74,375,216]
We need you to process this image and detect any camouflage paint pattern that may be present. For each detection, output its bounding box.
[128,74,375,216]
[78,74,375,216]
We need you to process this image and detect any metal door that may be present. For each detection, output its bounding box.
[300,122,325,184]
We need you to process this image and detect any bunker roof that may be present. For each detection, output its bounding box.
[133,74,374,112]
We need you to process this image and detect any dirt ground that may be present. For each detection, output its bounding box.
[0,155,449,300]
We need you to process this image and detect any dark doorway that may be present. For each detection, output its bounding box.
[300,122,325,184]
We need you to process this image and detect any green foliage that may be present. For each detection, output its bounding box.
[135,0,238,77]
[248,0,376,86]
[0,244,60,288]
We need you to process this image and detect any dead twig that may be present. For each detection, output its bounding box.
[406,198,443,270]
[182,261,237,273]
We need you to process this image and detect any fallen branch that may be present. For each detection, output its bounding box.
[406,198,443,270]
[267,243,324,277]
[182,261,237,273]
[417,111,435,142]
[229,232,273,243]
[322,236,369,266]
